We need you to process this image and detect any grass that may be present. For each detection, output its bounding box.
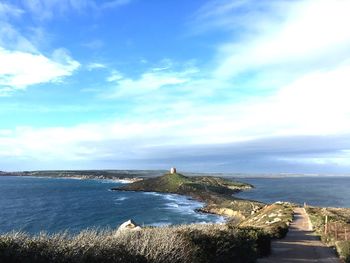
[306,206,350,262]
[239,202,294,239]
[115,173,252,194]
[335,241,350,263]
[113,173,263,218]
[0,224,271,263]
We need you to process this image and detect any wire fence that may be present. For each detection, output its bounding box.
[324,221,350,241]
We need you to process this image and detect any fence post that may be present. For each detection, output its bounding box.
[345,227,348,241]
[324,215,328,235]
[335,223,338,241]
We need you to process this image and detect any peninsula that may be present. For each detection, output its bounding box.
[112,171,263,218]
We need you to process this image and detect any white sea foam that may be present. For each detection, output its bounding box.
[92,178,132,184]
[142,192,163,197]
[114,196,129,205]
[115,196,128,202]
[140,192,225,224]
[161,193,225,222]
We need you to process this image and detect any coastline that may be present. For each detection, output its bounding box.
[115,187,232,221]
[0,171,144,184]
[1,173,227,224]
[112,173,264,219]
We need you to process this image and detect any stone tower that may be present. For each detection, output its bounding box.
[170,167,177,174]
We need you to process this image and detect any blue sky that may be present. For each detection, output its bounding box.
[1,0,350,173]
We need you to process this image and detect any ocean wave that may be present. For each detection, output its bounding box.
[114,196,129,204]
[141,192,225,224]
[142,192,163,197]
[115,196,128,201]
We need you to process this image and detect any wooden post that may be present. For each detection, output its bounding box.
[335,223,338,240]
[345,227,348,241]
[324,215,328,235]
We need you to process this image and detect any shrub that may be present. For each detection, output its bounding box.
[180,226,257,263]
[237,227,271,257]
[336,241,350,263]
[0,224,270,263]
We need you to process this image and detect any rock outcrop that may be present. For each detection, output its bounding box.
[116,219,142,233]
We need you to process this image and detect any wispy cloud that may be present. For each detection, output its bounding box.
[100,0,132,10]
[17,0,132,20]
[104,67,196,98]
[0,22,37,53]
[87,62,107,71]
[82,39,104,50]
[106,70,123,82]
[200,0,350,80]
[0,2,24,20]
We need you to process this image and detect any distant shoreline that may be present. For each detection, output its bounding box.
[0,170,157,182]
[2,170,349,179]
[0,173,144,184]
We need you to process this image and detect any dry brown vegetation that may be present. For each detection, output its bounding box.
[0,223,270,263]
[306,206,350,262]
[239,202,294,239]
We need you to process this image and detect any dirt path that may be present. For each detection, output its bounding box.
[258,207,340,263]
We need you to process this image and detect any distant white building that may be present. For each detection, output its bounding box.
[170,167,177,174]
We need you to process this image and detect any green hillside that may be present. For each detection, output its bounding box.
[113,173,262,218]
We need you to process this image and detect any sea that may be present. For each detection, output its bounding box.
[1,175,350,235]
[235,176,350,207]
[0,176,223,235]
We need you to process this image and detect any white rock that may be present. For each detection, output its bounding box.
[117,219,142,233]
[266,217,282,225]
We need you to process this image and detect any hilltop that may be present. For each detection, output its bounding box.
[113,172,263,218]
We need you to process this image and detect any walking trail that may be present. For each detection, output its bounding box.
[258,207,340,263]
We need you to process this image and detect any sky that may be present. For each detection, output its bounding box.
[1,0,350,174]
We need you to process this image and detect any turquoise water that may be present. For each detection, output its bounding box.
[235,176,350,207]
[0,176,223,234]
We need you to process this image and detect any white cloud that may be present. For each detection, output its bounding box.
[107,70,123,82]
[1,0,350,172]
[211,0,350,79]
[105,68,194,98]
[87,62,107,71]
[0,47,80,90]
[0,3,80,93]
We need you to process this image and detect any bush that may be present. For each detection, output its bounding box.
[267,222,289,239]
[0,231,143,263]
[181,226,256,263]
[238,227,271,257]
[0,224,270,263]
[336,241,350,263]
